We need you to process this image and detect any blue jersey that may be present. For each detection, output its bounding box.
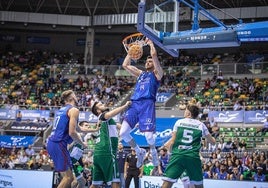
[160,154,170,172]
[253,173,266,181]
[217,171,228,180]
[231,172,242,180]
[49,104,73,144]
[203,171,210,179]
[131,71,160,101]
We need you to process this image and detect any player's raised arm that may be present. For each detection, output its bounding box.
[104,101,132,120]
[163,132,176,152]
[205,133,216,145]
[147,39,163,81]
[122,54,142,77]
[68,107,87,148]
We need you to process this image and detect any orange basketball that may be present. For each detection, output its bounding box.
[128,44,143,60]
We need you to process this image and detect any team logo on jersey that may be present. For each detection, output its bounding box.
[145,118,152,130]
[145,118,152,127]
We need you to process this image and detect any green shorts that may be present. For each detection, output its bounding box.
[163,155,203,184]
[91,155,120,185]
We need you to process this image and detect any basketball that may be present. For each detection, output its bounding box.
[128,43,143,60]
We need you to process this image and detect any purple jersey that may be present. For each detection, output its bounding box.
[160,154,170,172]
[49,104,73,144]
[131,71,160,101]
[253,173,266,181]
[217,171,228,180]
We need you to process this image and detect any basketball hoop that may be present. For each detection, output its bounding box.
[122,33,147,60]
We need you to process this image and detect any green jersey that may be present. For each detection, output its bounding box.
[94,112,118,156]
[171,118,209,158]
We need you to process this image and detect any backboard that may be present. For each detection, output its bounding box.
[137,0,268,57]
[138,0,191,57]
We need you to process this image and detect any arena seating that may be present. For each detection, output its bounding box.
[219,127,264,149]
[193,77,268,110]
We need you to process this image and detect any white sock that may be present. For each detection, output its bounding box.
[150,148,157,155]
[134,145,141,153]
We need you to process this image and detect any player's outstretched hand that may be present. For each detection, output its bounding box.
[145,38,157,57]
[125,101,132,107]
[145,38,153,45]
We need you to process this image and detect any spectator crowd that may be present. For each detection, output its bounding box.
[0,49,268,187]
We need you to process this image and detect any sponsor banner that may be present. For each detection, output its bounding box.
[76,38,86,46]
[0,169,53,188]
[0,135,35,148]
[78,111,120,123]
[79,111,96,122]
[18,110,50,121]
[138,175,185,188]
[53,110,120,126]
[0,109,16,120]
[26,36,50,44]
[0,34,20,42]
[208,111,244,123]
[244,110,268,123]
[0,109,50,121]
[0,109,9,119]
[77,39,101,46]
[122,118,179,147]
[1,109,265,124]
[134,176,268,188]
[10,122,48,131]
[156,92,172,103]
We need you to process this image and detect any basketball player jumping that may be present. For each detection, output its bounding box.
[120,39,163,168]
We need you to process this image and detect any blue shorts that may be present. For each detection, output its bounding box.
[47,139,72,172]
[124,99,156,132]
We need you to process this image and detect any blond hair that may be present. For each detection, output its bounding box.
[61,90,74,103]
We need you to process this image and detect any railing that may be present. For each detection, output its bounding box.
[43,61,268,78]
[0,104,267,115]
[202,61,268,77]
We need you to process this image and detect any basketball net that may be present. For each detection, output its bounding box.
[122,33,148,60]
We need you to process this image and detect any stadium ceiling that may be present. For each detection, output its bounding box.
[0,0,267,16]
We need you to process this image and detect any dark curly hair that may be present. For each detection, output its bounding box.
[91,102,99,116]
